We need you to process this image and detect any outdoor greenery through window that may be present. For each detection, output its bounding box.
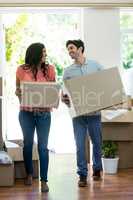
[120,10,133,69]
[3,9,81,143]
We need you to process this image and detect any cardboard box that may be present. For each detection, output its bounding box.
[102,109,133,123]
[5,140,39,179]
[0,163,14,186]
[5,140,38,161]
[21,82,60,108]
[102,121,133,169]
[64,67,125,117]
[117,141,133,169]
[15,160,38,179]
[86,116,133,169]
[0,151,14,186]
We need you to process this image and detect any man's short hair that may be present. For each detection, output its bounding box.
[66,39,85,53]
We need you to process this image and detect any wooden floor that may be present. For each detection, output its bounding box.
[1,154,133,200]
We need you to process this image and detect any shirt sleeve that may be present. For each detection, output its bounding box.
[63,68,71,80]
[96,62,104,71]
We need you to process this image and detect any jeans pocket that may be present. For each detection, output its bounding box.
[38,111,51,119]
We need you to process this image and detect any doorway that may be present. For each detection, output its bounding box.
[1,8,82,153]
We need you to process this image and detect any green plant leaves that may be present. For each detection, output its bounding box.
[102,141,118,158]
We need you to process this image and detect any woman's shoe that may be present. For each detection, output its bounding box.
[41,181,49,192]
[78,175,87,187]
[93,170,102,181]
[24,175,33,185]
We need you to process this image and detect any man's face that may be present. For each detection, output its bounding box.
[67,44,81,59]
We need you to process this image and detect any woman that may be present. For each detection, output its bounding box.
[15,43,56,193]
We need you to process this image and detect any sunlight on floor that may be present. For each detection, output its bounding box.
[48,101,76,153]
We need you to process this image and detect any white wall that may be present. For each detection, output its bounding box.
[83,8,120,68]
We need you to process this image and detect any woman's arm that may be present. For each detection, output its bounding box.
[15,76,21,103]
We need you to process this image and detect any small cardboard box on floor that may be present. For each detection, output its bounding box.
[5,140,39,179]
[64,67,125,117]
[0,151,14,186]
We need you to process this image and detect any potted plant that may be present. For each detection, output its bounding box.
[102,141,119,174]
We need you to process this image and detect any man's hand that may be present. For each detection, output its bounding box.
[61,93,71,107]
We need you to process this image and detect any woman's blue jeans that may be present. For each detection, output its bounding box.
[72,115,102,177]
[19,110,51,182]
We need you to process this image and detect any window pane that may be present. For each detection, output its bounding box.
[120,11,133,29]
[121,33,133,69]
[120,10,133,69]
[3,10,80,153]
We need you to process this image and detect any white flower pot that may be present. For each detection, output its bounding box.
[102,157,119,174]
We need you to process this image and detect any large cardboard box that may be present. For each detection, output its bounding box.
[5,140,38,161]
[21,82,60,108]
[64,67,125,117]
[5,140,39,179]
[15,160,38,179]
[102,109,133,123]
[102,122,133,169]
[0,163,14,186]
[0,151,14,186]
[102,110,133,169]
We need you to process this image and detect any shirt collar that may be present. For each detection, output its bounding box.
[74,57,88,66]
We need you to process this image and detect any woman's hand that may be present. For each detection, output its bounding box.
[15,87,22,103]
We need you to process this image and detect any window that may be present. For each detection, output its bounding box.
[120,9,133,69]
[120,9,133,97]
[2,8,81,153]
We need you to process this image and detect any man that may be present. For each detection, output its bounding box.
[62,39,103,187]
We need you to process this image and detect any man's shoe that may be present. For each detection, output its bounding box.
[41,181,49,193]
[24,175,33,185]
[78,176,87,187]
[93,170,101,181]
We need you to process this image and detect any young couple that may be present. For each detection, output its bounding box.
[15,40,103,193]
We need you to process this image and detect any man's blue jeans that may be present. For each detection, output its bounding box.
[19,110,51,182]
[72,115,102,177]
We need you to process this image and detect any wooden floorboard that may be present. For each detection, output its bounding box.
[0,154,133,200]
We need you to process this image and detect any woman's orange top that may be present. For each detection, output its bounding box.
[16,64,56,112]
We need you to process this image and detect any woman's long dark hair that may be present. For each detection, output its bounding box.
[23,42,49,80]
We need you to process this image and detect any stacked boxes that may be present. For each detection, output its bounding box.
[0,151,14,186]
[5,140,39,179]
